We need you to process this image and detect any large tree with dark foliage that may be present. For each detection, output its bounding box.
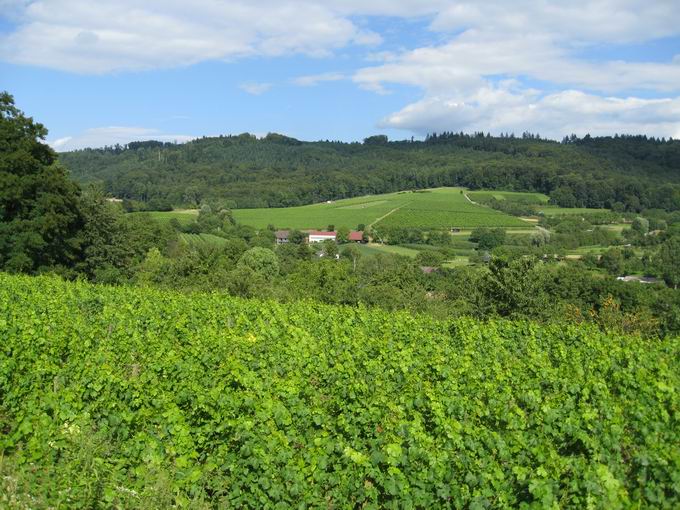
[0,92,83,273]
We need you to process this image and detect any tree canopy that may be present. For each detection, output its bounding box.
[0,92,83,273]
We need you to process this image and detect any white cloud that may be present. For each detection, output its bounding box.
[349,1,680,138]
[0,0,383,73]
[239,82,272,95]
[48,126,194,151]
[4,1,680,138]
[49,136,73,150]
[292,72,345,86]
[379,85,680,139]
[429,1,680,44]
[354,29,680,95]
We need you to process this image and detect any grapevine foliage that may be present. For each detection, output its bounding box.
[0,273,678,508]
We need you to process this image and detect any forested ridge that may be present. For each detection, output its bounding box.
[59,132,680,211]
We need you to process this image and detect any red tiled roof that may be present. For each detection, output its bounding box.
[275,230,289,239]
[348,231,364,241]
[308,231,336,236]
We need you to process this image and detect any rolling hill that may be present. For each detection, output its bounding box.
[59,133,680,213]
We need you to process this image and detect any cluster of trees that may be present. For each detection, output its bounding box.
[59,128,680,212]
[130,235,680,337]
[0,93,173,279]
[371,226,453,246]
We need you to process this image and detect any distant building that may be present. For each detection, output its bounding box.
[275,230,290,244]
[308,231,336,243]
[348,230,365,243]
[420,266,438,274]
[616,275,662,284]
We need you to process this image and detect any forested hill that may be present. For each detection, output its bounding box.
[59,132,680,211]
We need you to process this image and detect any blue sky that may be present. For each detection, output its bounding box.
[1,1,679,150]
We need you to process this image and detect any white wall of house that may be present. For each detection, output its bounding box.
[309,234,336,243]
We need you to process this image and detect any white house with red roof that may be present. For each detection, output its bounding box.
[308,230,336,243]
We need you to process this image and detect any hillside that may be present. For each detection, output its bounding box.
[140,188,529,230]
[58,133,680,212]
[2,273,679,508]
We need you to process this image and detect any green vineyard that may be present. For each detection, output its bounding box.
[1,273,678,508]
[142,188,529,230]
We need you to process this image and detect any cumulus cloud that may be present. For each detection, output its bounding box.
[429,1,680,44]
[48,126,195,151]
[350,1,680,138]
[380,86,680,139]
[0,0,383,73]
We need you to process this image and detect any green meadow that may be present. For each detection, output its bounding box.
[537,205,609,216]
[468,190,550,204]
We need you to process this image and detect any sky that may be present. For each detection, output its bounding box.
[1,0,680,150]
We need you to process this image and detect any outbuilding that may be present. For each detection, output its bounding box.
[348,231,365,243]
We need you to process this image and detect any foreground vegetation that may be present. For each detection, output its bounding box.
[1,273,679,508]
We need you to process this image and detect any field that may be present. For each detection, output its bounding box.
[179,233,230,247]
[538,206,609,216]
[143,209,200,225]
[1,273,678,508]
[375,190,528,229]
[468,190,550,204]
[142,188,530,230]
[352,243,420,258]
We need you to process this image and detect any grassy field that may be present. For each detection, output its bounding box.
[143,188,530,230]
[538,206,609,216]
[442,256,471,268]
[468,190,550,204]
[144,209,199,225]
[353,243,420,258]
[603,223,631,232]
[179,233,230,247]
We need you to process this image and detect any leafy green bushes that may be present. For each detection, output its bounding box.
[1,273,679,508]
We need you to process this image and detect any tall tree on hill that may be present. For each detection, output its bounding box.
[0,92,83,273]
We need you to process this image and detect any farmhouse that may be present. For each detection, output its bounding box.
[308,230,336,243]
[275,230,290,244]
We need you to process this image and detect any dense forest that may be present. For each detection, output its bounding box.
[60,132,680,212]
